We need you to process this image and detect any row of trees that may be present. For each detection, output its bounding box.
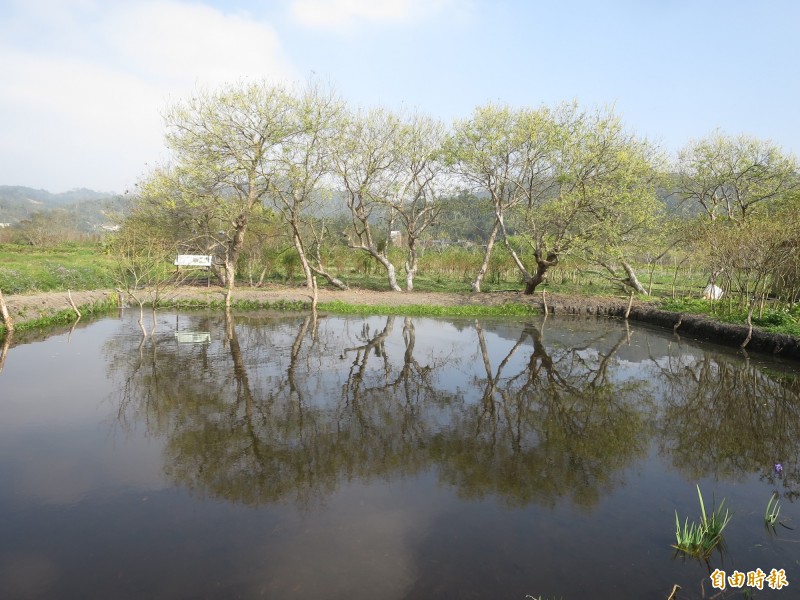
[120,80,799,304]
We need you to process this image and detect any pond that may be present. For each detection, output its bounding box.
[1,310,798,599]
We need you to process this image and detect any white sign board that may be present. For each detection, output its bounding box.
[174,255,212,267]
[175,332,211,344]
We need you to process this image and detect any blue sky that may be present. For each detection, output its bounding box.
[1,0,798,192]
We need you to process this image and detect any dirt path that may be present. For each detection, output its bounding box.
[1,284,627,318]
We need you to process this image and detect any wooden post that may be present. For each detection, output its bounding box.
[67,290,82,319]
[0,288,14,333]
[541,290,548,316]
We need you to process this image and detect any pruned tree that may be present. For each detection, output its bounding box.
[516,104,661,295]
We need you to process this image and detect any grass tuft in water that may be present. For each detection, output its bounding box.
[765,493,781,528]
[673,485,732,559]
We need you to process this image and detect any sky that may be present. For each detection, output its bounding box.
[1,0,798,193]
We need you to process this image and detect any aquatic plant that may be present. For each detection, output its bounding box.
[673,485,732,559]
[765,493,781,528]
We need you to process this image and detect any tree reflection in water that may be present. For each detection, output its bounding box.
[105,313,800,510]
[649,346,800,500]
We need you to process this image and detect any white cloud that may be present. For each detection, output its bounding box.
[289,0,467,31]
[104,1,294,88]
[0,1,298,192]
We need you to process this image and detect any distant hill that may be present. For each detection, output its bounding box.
[0,185,127,231]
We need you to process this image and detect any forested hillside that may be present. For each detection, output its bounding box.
[0,185,123,228]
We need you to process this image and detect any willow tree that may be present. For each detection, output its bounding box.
[514,104,660,295]
[677,133,799,293]
[677,132,798,224]
[269,83,348,291]
[450,103,659,295]
[152,81,295,307]
[333,107,405,292]
[382,114,447,291]
[448,104,554,292]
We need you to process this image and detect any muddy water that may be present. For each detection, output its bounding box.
[1,311,798,599]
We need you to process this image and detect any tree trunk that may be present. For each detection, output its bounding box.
[472,218,501,293]
[257,265,268,287]
[621,261,648,295]
[497,213,534,289]
[384,258,402,292]
[224,260,235,309]
[524,254,558,295]
[352,246,402,292]
[292,230,315,291]
[405,241,419,292]
[224,212,250,308]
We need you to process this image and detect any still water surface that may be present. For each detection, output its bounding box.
[1,311,799,599]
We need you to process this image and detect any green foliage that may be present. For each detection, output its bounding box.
[673,485,732,559]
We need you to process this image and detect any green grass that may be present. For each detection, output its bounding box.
[158,298,310,311]
[673,485,732,559]
[152,297,539,318]
[317,299,539,317]
[0,242,115,294]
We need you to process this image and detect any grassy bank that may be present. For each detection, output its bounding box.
[0,297,118,335]
[658,297,800,338]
